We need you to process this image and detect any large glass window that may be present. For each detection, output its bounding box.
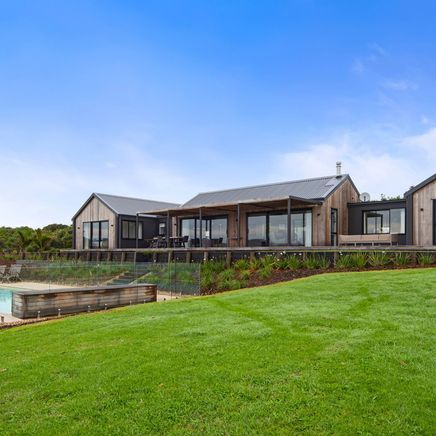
[331,209,338,246]
[100,221,109,249]
[291,213,304,245]
[211,218,227,246]
[269,214,288,246]
[180,217,228,247]
[247,215,267,246]
[83,222,91,249]
[390,209,405,234]
[83,220,109,248]
[121,220,143,239]
[363,209,405,234]
[247,211,312,247]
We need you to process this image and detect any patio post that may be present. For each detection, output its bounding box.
[199,207,203,247]
[136,213,139,250]
[287,197,292,246]
[237,203,241,247]
[166,211,170,247]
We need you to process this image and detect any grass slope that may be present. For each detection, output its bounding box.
[1,269,435,434]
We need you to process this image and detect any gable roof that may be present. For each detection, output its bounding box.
[180,174,355,209]
[404,173,436,197]
[72,193,179,220]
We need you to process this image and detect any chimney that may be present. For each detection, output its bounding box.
[336,161,342,176]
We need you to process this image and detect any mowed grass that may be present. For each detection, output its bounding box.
[0,269,435,435]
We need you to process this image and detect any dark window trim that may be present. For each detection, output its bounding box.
[433,200,436,245]
[121,219,143,240]
[331,208,338,246]
[179,215,229,246]
[246,208,312,247]
[83,220,109,249]
[362,208,406,235]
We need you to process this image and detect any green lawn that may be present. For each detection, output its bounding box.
[1,269,435,434]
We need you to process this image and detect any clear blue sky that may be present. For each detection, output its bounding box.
[1,1,435,226]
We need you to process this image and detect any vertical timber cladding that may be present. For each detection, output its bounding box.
[413,179,436,246]
[312,179,359,246]
[74,196,117,249]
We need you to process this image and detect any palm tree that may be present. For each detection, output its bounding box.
[15,228,35,255]
[33,229,52,252]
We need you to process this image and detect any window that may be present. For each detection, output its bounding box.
[247,215,267,246]
[159,222,166,236]
[390,209,405,234]
[247,210,312,247]
[83,222,91,249]
[363,209,405,234]
[83,221,109,248]
[180,217,228,247]
[331,209,338,246]
[121,220,143,239]
[269,214,288,246]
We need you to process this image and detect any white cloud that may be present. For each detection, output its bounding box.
[403,127,436,160]
[351,43,387,75]
[381,79,418,91]
[351,58,365,74]
[272,128,435,200]
[0,145,196,227]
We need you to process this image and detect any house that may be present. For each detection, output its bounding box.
[72,193,179,250]
[72,171,435,250]
[347,173,436,246]
[144,165,360,247]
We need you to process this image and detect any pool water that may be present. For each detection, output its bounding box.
[0,289,12,313]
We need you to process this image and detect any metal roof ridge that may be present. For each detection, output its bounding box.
[182,174,347,202]
[95,192,179,206]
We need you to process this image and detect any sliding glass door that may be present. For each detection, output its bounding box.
[180,217,228,247]
[247,210,312,247]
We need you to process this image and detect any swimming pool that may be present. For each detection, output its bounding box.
[0,289,12,313]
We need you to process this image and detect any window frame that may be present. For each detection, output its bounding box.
[362,208,406,235]
[83,220,109,248]
[121,220,143,240]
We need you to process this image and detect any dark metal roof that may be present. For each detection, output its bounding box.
[404,173,436,197]
[180,174,352,209]
[72,193,179,219]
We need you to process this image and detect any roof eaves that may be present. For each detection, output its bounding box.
[404,173,436,197]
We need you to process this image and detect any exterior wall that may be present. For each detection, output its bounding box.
[118,214,162,249]
[312,179,359,246]
[73,197,117,250]
[12,284,157,319]
[412,179,436,246]
[348,199,407,245]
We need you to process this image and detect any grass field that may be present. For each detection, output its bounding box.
[0,269,435,434]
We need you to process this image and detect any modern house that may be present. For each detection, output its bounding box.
[72,193,179,250]
[72,170,436,249]
[144,165,360,247]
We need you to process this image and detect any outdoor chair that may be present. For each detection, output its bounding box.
[0,265,6,282]
[180,235,189,248]
[5,264,22,282]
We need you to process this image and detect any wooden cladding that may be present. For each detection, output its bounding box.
[12,284,157,319]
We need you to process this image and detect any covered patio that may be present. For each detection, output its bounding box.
[142,196,321,248]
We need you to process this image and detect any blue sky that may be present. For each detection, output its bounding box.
[1,1,435,226]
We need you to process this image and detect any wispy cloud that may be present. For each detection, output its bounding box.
[351,43,387,75]
[272,127,435,199]
[381,79,418,91]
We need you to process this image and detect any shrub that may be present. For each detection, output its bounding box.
[350,253,367,269]
[393,252,411,266]
[285,255,302,270]
[418,253,434,266]
[249,257,263,271]
[201,270,215,291]
[335,254,353,269]
[302,254,329,270]
[258,265,273,279]
[202,260,226,275]
[234,258,250,271]
[273,255,289,270]
[368,251,391,267]
[239,269,252,282]
[259,255,276,269]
